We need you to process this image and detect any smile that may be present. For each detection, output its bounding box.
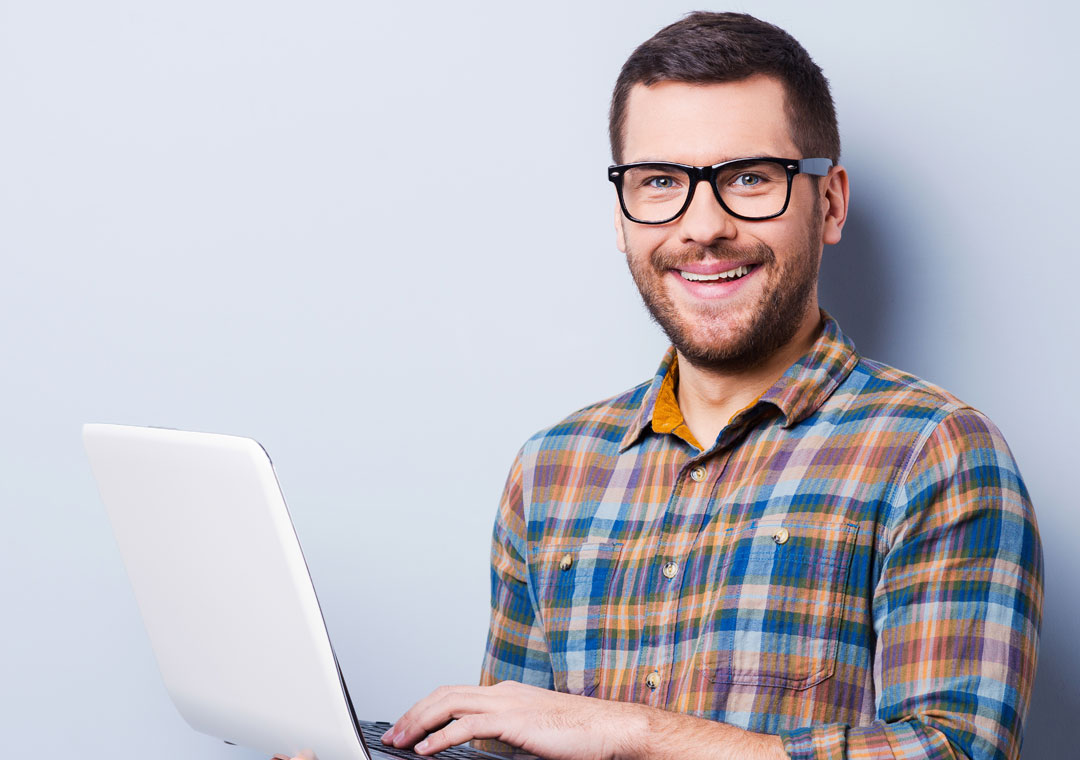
[678,265,753,282]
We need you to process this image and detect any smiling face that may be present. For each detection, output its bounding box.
[616,76,831,372]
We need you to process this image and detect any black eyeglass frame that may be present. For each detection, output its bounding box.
[607,156,834,224]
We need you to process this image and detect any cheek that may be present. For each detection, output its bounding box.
[620,226,668,261]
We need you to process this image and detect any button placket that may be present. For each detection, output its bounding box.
[640,452,727,708]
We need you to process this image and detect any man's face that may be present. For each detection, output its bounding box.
[615,76,828,372]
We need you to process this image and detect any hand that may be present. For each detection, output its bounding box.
[383,680,788,760]
[270,751,317,760]
[382,680,650,760]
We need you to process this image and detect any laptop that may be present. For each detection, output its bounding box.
[83,423,537,760]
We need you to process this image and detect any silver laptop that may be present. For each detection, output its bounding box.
[83,423,532,760]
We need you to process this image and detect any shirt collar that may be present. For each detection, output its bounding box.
[618,311,859,453]
[619,346,678,452]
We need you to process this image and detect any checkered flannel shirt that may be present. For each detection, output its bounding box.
[479,314,1042,760]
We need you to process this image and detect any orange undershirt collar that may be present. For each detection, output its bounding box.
[650,357,705,451]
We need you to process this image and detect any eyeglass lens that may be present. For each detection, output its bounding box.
[620,160,790,222]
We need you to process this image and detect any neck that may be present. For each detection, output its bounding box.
[676,310,823,449]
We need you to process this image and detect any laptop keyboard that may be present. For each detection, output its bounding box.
[359,721,499,760]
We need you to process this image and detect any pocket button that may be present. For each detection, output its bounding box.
[772,527,789,545]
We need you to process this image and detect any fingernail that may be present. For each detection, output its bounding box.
[416,740,430,754]
[380,728,392,742]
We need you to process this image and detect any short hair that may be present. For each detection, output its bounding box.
[609,12,840,164]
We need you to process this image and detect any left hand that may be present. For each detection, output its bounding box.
[381,680,652,760]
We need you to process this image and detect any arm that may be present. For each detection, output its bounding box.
[385,680,787,760]
[478,451,556,690]
[779,408,1043,760]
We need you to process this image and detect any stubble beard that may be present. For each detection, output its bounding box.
[625,218,823,374]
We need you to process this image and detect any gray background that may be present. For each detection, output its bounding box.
[1,1,1075,757]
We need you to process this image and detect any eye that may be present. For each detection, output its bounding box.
[645,175,679,189]
[733,173,763,187]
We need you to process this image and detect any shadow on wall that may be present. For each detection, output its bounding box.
[1024,619,1077,758]
[817,186,899,361]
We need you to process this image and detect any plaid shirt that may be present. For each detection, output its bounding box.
[479,314,1043,760]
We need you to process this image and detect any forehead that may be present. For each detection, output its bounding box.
[621,76,798,165]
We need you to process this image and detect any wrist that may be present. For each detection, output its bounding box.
[758,733,789,759]
[631,703,667,760]
[628,706,787,760]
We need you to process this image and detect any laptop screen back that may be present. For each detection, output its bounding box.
[84,424,368,760]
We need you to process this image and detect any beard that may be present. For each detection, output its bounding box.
[625,217,822,374]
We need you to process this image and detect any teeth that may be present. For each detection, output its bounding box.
[679,265,750,282]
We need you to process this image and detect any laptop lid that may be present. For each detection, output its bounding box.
[83,423,369,760]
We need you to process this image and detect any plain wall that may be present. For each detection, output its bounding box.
[1,1,1076,757]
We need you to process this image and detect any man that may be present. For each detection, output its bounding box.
[377,12,1043,760]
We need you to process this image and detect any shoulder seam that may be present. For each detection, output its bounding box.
[880,402,974,546]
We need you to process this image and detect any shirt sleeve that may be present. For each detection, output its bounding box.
[779,407,1044,760]
[479,448,555,689]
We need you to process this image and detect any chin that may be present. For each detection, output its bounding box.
[682,314,753,349]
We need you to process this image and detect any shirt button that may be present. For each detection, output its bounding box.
[645,671,661,690]
[772,527,790,545]
[559,553,574,571]
[690,466,706,482]
[662,561,679,579]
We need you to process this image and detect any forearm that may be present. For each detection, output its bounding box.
[637,705,788,760]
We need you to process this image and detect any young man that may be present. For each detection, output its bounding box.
[378,12,1043,760]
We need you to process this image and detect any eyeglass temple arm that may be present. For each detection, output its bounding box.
[798,158,834,176]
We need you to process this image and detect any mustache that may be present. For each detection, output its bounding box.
[651,240,775,270]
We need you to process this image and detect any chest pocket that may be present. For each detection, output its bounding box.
[701,515,857,690]
[530,541,622,696]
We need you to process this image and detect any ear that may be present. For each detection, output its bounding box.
[821,165,850,246]
[614,202,628,253]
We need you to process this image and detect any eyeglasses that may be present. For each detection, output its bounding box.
[607,156,833,224]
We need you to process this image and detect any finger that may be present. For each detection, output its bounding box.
[386,684,462,742]
[391,691,481,747]
[414,712,503,756]
[388,685,489,746]
[393,690,504,748]
[391,685,478,728]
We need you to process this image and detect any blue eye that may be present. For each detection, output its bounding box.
[734,173,763,187]
[646,176,678,189]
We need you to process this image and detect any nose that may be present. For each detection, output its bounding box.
[677,178,738,245]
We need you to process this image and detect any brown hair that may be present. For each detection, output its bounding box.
[609,12,840,164]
